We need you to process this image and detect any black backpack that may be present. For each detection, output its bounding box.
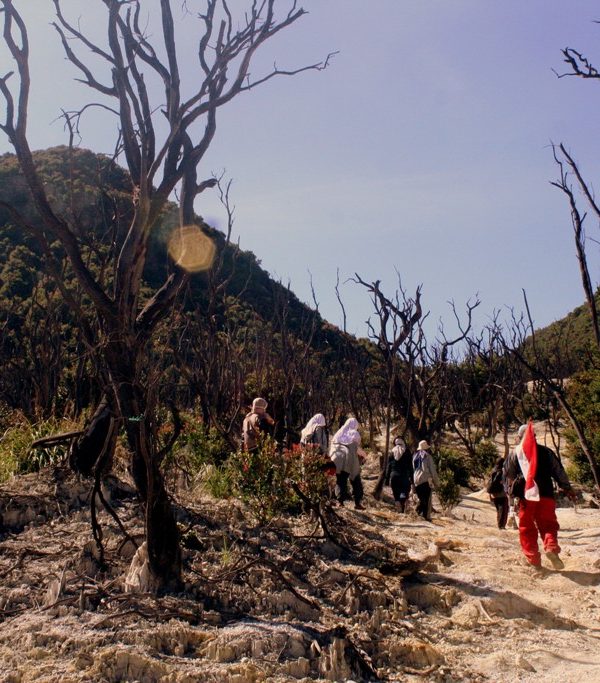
[509,473,525,499]
[486,468,504,495]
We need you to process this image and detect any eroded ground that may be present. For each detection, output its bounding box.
[0,459,599,683]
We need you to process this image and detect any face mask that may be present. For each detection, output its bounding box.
[394,452,402,461]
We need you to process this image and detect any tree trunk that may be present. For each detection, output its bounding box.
[107,340,181,588]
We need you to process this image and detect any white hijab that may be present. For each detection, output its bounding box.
[393,437,406,460]
[332,417,361,446]
[301,413,326,441]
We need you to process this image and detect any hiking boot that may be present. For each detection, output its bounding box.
[520,556,543,572]
[354,503,366,511]
[545,551,565,570]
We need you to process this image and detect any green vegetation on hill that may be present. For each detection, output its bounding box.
[528,293,600,375]
[0,146,384,436]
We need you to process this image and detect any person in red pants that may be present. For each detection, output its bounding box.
[504,422,577,570]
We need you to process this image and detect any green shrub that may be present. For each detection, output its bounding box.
[228,437,301,521]
[0,413,80,482]
[170,415,231,474]
[472,439,499,477]
[294,446,333,507]
[202,463,235,499]
[436,466,461,511]
[564,426,597,485]
[436,447,470,487]
[564,370,600,486]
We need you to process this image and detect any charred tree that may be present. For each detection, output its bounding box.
[0,0,331,588]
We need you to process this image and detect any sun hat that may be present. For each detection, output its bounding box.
[252,397,268,412]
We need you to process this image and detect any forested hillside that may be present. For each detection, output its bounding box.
[527,294,600,375]
[0,146,384,440]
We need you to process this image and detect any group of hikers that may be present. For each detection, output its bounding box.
[241,397,439,519]
[242,398,580,572]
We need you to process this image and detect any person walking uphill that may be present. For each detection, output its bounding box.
[242,398,275,452]
[385,437,413,512]
[504,421,577,570]
[329,417,367,510]
[413,440,439,521]
[487,457,509,529]
[300,413,328,455]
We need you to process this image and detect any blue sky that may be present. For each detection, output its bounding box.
[3,1,600,338]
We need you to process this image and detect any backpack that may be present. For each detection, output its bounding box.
[509,473,525,499]
[486,468,504,495]
[413,452,425,472]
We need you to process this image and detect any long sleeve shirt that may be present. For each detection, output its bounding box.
[504,443,571,499]
[413,450,439,488]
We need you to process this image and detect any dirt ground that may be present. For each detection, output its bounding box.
[0,449,599,683]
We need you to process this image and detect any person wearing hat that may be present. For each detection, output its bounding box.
[242,397,275,452]
[412,439,439,521]
[504,422,577,570]
[385,436,413,512]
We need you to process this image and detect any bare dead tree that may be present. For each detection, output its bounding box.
[353,274,424,499]
[550,143,600,349]
[0,0,332,588]
[333,271,384,442]
[355,273,480,498]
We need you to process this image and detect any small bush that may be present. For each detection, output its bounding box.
[564,369,600,486]
[228,437,301,521]
[436,447,470,487]
[472,440,499,477]
[0,413,80,482]
[436,466,461,511]
[202,463,235,499]
[564,428,596,486]
[169,415,231,474]
[295,446,334,507]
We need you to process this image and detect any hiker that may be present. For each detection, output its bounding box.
[385,437,413,512]
[242,397,275,452]
[412,440,439,521]
[300,413,329,455]
[487,457,509,529]
[299,413,334,500]
[503,457,519,529]
[329,417,366,510]
[504,422,577,570]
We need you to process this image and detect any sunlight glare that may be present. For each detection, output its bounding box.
[167,225,216,273]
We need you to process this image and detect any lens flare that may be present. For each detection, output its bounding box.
[167,225,216,273]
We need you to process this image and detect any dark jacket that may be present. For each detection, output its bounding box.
[504,443,571,499]
[487,458,507,498]
[385,447,413,488]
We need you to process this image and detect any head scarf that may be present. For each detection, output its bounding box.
[332,417,361,446]
[301,413,326,442]
[393,437,406,460]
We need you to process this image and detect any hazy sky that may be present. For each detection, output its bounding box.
[3,1,600,338]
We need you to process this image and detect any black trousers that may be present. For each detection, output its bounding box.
[415,482,432,520]
[336,472,364,505]
[390,476,410,511]
[493,496,509,529]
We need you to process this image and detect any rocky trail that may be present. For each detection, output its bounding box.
[0,456,599,682]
